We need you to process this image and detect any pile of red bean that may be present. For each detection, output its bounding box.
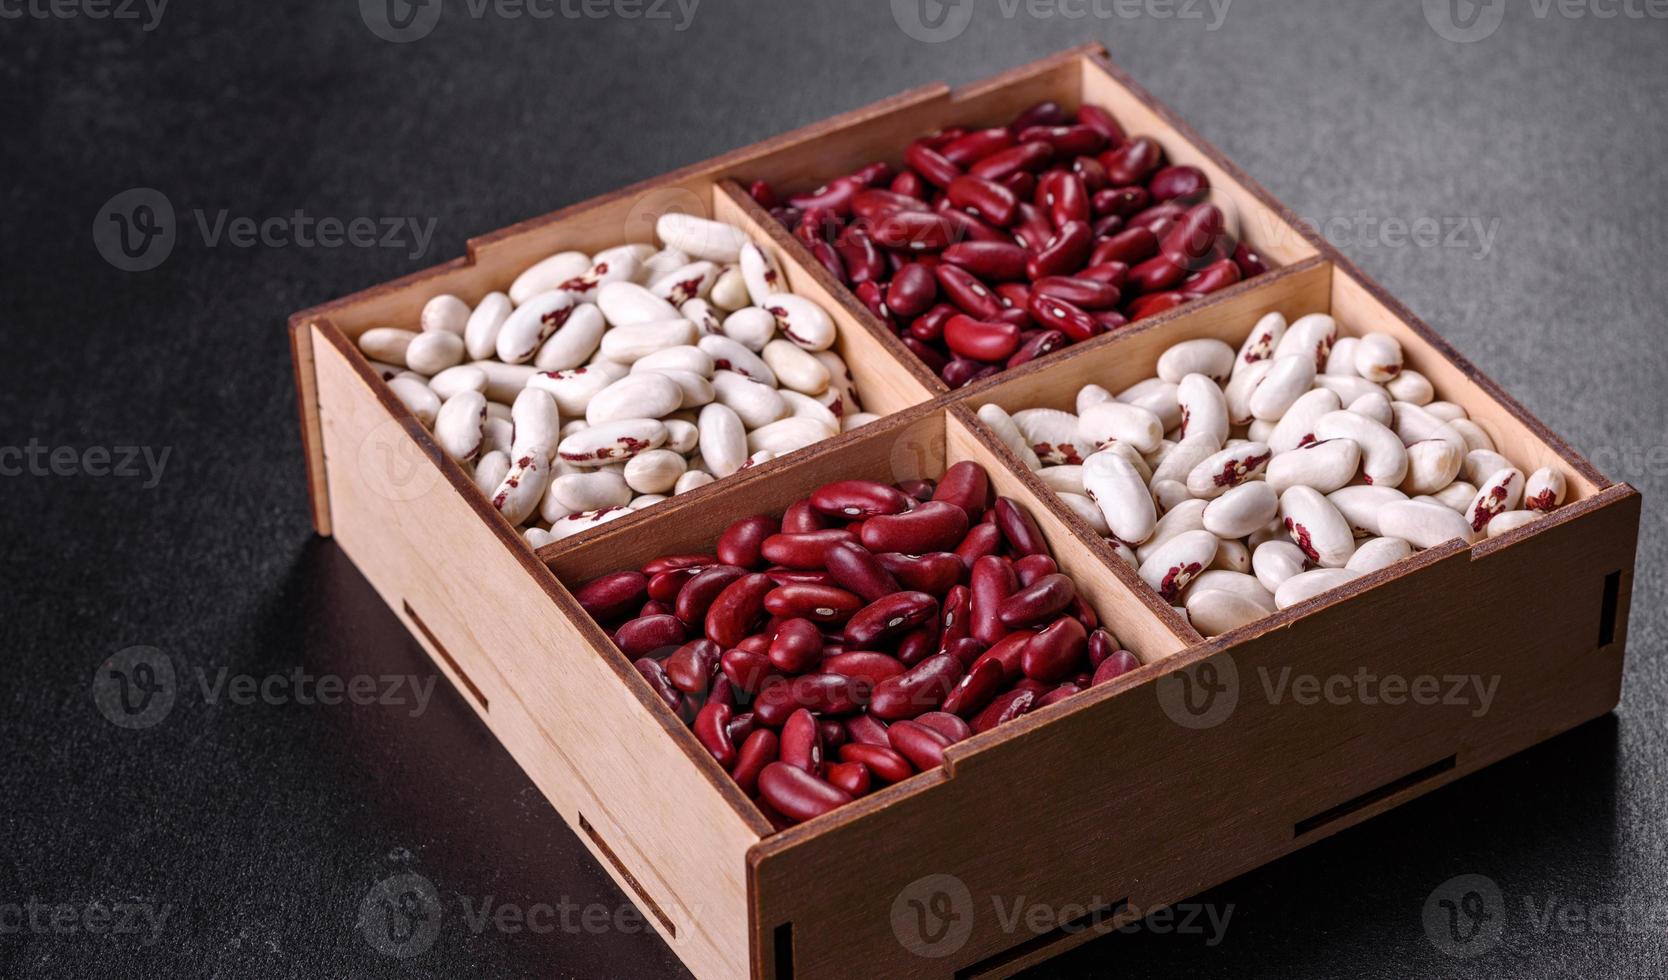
[749,101,1268,389]
[574,461,1139,828]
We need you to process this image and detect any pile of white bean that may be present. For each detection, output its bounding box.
[357,214,877,547]
[977,311,1569,637]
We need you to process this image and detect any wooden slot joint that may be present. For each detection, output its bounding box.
[772,920,794,980]
[401,599,489,712]
[956,898,1129,980]
[1599,569,1623,648]
[578,812,677,940]
[1293,755,1459,838]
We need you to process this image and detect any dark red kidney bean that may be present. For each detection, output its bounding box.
[1093,185,1150,220]
[721,647,776,695]
[870,210,960,253]
[639,599,673,619]
[795,207,839,245]
[823,651,906,689]
[633,657,681,712]
[943,315,1020,362]
[860,501,970,555]
[993,498,1048,557]
[998,573,1076,627]
[954,518,1004,568]
[811,480,910,519]
[824,761,870,798]
[1092,649,1142,686]
[1127,290,1191,320]
[870,653,964,721]
[914,711,973,744]
[1071,595,1098,634]
[849,160,895,187]
[1011,100,1071,131]
[787,176,860,216]
[904,140,962,189]
[852,188,930,223]
[1026,292,1098,343]
[1001,170,1038,201]
[823,542,901,604]
[845,713,891,747]
[1071,155,1109,193]
[748,179,779,209]
[935,265,1005,320]
[817,718,846,753]
[890,168,927,198]
[1233,241,1268,279]
[895,625,940,668]
[843,592,939,650]
[946,175,1018,227]
[1032,275,1120,310]
[673,565,748,627]
[760,530,856,569]
[755,797,795,832]
[940,357,983,390]
[1086,627,1118,668]
[902,336,950,374]
[971,630,1031,684]
[780,708,824,776]
[941,127,1016,166]
[1021,616,1088,682]
[642,554,715,576]
[855,280,893,326]
[839,742,913,784]
[1076,104,1127,147]
[1148,164,1210,203]
[753,673,866,727]
[1036,683,1081,709]
[768,618,825,675]
[766,567,833,587]
[780,499,827,534]
[727,711,755,745]
[968,141,1053,182]
[1183,257,1243,296]
[716,515,778,569]
[1092,309,1127,335]
[942,637,987,669]
[1160,203,1224,270]
[888,719,952,771]
[834,225,887,285]
[615,614,687,658]
[732,729,778,795]
[664,638,722,694]
[1101,136,1163,185]
[1007,330,1068,369]
[646,567,700,604]
[885,262,938,318]
[939,584,972,648]
[1094,227,1159,268]
[1026,221,1093,280]
[971,688,1037,733]
[758,762,851,824]
[576,571,648,621]
[1126,200,1188,236]
[969,555,1017,646]
[1090,212,1126,240]
[1019,124,1105,159]
[932,460,989,520]
[805,238,848,284]
[875,552,963,596]
[694,701,736,770]
[908,303,957,343]
[705,573,774,647]
[898,479,936,502]
[936,205,1009,245]
[769,205,803,228]
[1129,255,1188,295]
[1013,554,1059,586]
[942,241,1029,283]
[1042,172,1091,229]
[764,582,866,625]
[940,656,1005,718]
[1010,202,1056,253]
[1077,261,1130,290]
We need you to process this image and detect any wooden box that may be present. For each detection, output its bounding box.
[288,45,1640,980]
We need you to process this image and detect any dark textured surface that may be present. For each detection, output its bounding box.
[2,0,1664,977]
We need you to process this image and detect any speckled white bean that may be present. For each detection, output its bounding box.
[650,261,719,306]
[421,294,471,336]
[740,243,786,307]
[657,214,749,263]
[1354,333,1404,383]
[1186,442,1272,500]
[532,303,606,371]
[587,373,684,425]
[526,363,627,416]
[1013,408,1091,466]
[762,339,830,395]
[747,417,835,457]
[762,294,835,351]
[1084,450,1159,546]
[429,364,487,401]
[697,335,777,386]
[1233,312,1285,375]
[1268,388,1341,455]
[1266,438,1360,495]
[1135,498,1206,563]
[1202,481,1279,539]
[698,403,747,478]
[497,291,576,365]
[464,292,514,360]
[623,450,687,495]
[556,419,667,466]
[1157,338,1235,385]
[1327,485,1408,538]
[1464,467,1525,535]
[1176,374,1229,447]
[1402,439,1465,496]
[1386,369,1434,406]
[1315,411,1407,488]
[1252,540,1307,593]
[490,453,550,525]
[1186,589,1267,636]
[1248,355,1316,422]
[1346,536,1412,573]
[1524,467,1566,512]
[473,450,510,497]
[508,251,590,305]
[434,391,487,463]
[388,376,440,426]
[547,506,631,541]
[721,307,778,351]
[1078,401,1163,455]
[599,319,697,364]
[544,470,631,519]
[1138,529,1219,603]
[1378,499,1477,549]
[1274,568,1360,610]
[1278,486,1355,568]
[359,328,418,367]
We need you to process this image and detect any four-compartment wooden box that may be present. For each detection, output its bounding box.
[288,44,1641,980]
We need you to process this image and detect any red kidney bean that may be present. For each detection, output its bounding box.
[764,582,866,625]
[760,529,855,569]
[1092,649,1141,686]
[1129,255,1189,295]
[931,460,989,520]
[856,280,894,325]
[896,626,939,667]
[839,742,913,784]
[646,567,700,604]
[780,499,828,534]
[993,498,1048,557]
[824,761,870,798]
[1032,275,1121,311]
[938,584,972,648]
[1233,241,1268,279]
[1160,203,1224,270]
[1182,257,1242,296]
[1025,221,1093,280]
[1012,554,1058,586]
[705,573,774,647]
[694,701,736,769]
[1021,616,1088,682]
[935,265,1006,320]
[1093,185,1150,220]
[860,501,970,555]
[1076,104,1127,147]
[1007,330,1068,368]
[1094,227,1159,268]
[888,719,952,771]
[766,567,833,587]
[823,651,906,689]
[943,315,1020,362]
[822,542,901,604]
[780,708,824,776]
[1012,100,1071,131]
[890,168,927,198]
[869,209,959,252]
[716,515,778,569]
[969,555,1017,646]
[1148,165,1209,203]
[1101,136,1163,186]
[642,554,714,576]
[576,571,647,621]
[908,303,957,343]
[970,630,1031,684]
[946,175,1019,227]
[664,638,722,694]
[1127,290,1190,320]
[748,179,779,209]
[852,188,928,223]
[1037,683,1081,709]
[875,552,962,596]
[817,719,846,754]
[844,714,891,747]
[1026,292,1099,343]
[811,480,911,519]
[769,618,825,674]
[754,673,866,727]
[1077,261,1130,290]
[1042,172,1091,229]
[732,729,778,795]
[844,592,939,650]
[834,225,887,284]
[788,176,860,216]
[940,127,1015,166]
[971,687,1037,733]
[1019,124,1105,158]
[1071,155,1109,192]
[940,655,1005,717]
[805,239,847,283]
[721,647,775,695]
[796,207,838,245]
[727,711,755,745]
[941,241,1029,283]
[901,336,949,373]
[758,762,852,823]
[904,140,962,189]
[969,141,1053,182]
[885,262,939,318]
[936,205,1008,245]
[899,479,937,502]
[998,573,1076,627]
[633,657,681,712]
[869,652,963,720]
[615,614,687,658]
[673,565,748,627]
[639,599,673,619]
[914,711,973,744]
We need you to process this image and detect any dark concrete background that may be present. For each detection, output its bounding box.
[2,0,1664,976]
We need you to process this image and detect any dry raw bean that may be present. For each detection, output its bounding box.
[1116,379,1181,432]
[549,506,630,540]
[556,418,667,466]
[1185,442,1272,499]
[1392,402,1465,453]
[1524,467,1567,511]
[709,267,750,311]
[1278,486,1355,568]
[1464,467,1525,534]
[1138,529,1218,603]
[1354,332,1403,382]
[1378,499,1477,549]
[1186,589,1267,636]
[1057,492,1110,535]
[421,294,471,335]
[587,373,684,424]
[1221,360,1270,426]
[1463,449,1513,486]
[762,339,830,395]
[657,213,750,263]
[1431,480,1478,512]
[762,294,836,351]
[1386,369,1435,405]
[655,369,716,409]
[1135,498,1206,563]
[429,364,487,401]
[1249,355,1317,421]
[679,298,722,336]
[509,388,561,464]
[722,307,777,351]
[1211,537,1251,573]
[406,330,465,375]
[533,303,607,371]
[698,403,748,478]
[675,470,715,495]
[1037,465,1086,495]
[1078,401,1163,454]
[1176,374,1229,447]
[1157,338,1235,384]
[1327,485,1408,537]
[465,360,537,403]
[633,345,715,377]
[1314,374,1386,405]
[698,335,777,385]
[1234,311,1285,374]
[496,291,576,364]
[434,391,487,463]
[481,417,513,455]
[1274,568,1360,609]
[1202,481,1278,539]
[1348,391,1394,428]
[1488,510,1540,537]
[1449,418,1495,453]
[527,363,627,416]
[1150,435,1217,488]
[712,371,788,429]
[1268,388,1341,454]
[650,261,719,306]
[977,404,1044,470]
[1252,540,1307,593]
[748,417,836,457]
[1013,408,1091,465]
[1188,570,1275,610]
[508,251,589,305]
[1402,439,1465,495]
[1315,411,1407,487]
[545,470,631,518]
[597,281,682,327]
[1424,401,1468,422]
[662,419,699,455]
[624,450,687,495]
[1265,438,1360,495]
[1083,450,1157,545]
[1274,313,1337,370]
[359,327,418,366]
[599,319,697,364]
[1324,336,1360,376]
[490,453,550,525]
[1153,479,1192,513]
[1078,383,1115,414]
[388,376,440,426]
[1346,536,1412,573]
